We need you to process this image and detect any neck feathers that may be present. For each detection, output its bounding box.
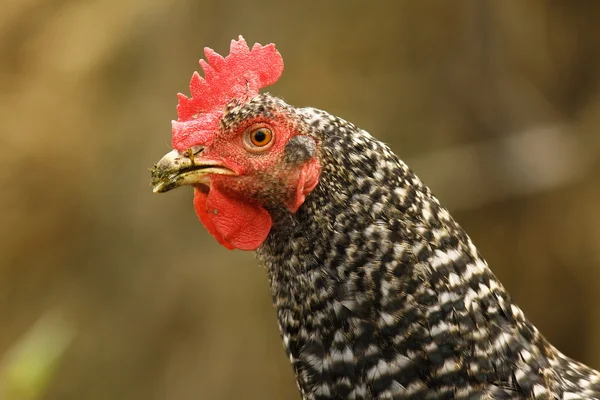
[257,108,562,398]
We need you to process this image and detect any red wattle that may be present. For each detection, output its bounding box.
[193,188,235,250]
[193,186,272,251]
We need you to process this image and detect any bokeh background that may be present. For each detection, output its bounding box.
[1,1,600,399]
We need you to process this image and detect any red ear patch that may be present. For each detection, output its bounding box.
[193,186,272,251]
[286,159,321,213]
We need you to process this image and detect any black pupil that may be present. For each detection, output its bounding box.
[254,130,267,143]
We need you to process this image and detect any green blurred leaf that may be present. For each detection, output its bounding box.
[0,311,76,400]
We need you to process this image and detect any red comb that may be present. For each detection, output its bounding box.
[171,36,284,149]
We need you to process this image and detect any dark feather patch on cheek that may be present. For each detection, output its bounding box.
[283,136,317,165]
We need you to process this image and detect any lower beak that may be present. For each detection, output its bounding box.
[150,149,235,193]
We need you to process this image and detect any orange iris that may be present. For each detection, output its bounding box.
[250,127,273,147]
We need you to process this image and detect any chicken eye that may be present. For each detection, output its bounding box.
[250,128,272,146]
[244,125,274,152]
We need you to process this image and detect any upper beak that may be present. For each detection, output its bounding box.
[150,149,236,193]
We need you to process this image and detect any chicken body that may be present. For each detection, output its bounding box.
[248,96,600,399]
[151,37,600,400]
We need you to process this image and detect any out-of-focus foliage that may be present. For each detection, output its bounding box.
[0,1,599,399]
[0,312,75,400]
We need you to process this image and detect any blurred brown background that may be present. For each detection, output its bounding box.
[1,1,599,399]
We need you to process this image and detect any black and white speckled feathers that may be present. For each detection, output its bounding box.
[228,95,600,399]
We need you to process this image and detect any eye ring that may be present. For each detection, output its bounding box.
[243,124,275,152]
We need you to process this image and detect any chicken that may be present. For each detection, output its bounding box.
[150,36,600,399]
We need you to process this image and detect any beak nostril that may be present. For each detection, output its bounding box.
[179,146,205,159]
[190,145,205,155]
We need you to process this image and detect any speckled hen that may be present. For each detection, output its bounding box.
[151,36,600,399]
